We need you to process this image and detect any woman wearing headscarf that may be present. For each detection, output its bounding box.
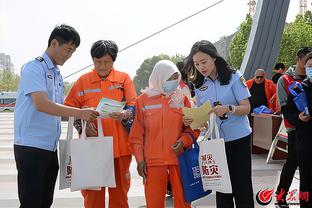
[129,60,198,208]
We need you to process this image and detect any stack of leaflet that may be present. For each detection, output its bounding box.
[96,98,126,118]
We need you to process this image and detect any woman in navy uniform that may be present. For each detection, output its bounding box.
[183,40,254,207]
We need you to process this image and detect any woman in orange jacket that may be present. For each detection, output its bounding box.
[129,60,198,208]
[65,40,136,208]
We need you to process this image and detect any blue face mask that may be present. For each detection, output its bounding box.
[162,79,179,93]
[306,67,312,80]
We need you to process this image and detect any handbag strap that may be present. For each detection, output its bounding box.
[81,120,87,139]
[81,118,104,139]
[184,131,199,149]
[66,117,74,141]
[97,118,104,137]
[205,113,220,140]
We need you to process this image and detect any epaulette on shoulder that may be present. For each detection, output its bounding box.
[35,56,44,62]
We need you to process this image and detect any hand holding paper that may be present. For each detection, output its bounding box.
[182,101,213,129]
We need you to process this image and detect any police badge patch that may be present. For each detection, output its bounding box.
[240,76,247,87]
[199,85,208,91]
[35,56,44,62]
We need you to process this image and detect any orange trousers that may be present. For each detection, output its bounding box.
[145,165,190,208]
[81,155,132,208]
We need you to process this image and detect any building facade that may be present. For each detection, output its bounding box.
[214,34,235,62]
[0,53,14,72]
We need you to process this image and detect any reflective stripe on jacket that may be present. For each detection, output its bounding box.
[129,93,199,166]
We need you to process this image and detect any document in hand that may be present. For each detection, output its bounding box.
[182,101,213,130]
[96,98,126,118]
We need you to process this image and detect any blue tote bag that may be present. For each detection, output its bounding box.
[288,82,309,115]
[178,133,211,203]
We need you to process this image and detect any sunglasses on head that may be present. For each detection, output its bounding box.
[256,76,264,79]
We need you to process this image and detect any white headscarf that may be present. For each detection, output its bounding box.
[142,60,184,104]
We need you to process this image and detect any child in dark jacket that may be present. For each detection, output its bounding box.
[283,52,312,208]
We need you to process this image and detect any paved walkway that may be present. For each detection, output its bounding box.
[0,113,300,207]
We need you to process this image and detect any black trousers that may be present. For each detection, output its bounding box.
[295,129,312,208]
[216,135,254,208]
[276,130,298,200]
[14,145,59,208]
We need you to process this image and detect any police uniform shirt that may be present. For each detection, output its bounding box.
[14,52,64,151]
[195,70,252,142]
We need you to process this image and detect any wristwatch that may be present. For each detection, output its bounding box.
[228,105,234,113]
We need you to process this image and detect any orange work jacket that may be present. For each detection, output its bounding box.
[65,69,137,158]
[246,78,277,111]
[129,93,199,166]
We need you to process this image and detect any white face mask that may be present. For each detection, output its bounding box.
[162,79,179,93]
[306,67,312,80]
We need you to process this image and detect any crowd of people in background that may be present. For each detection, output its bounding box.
[12,24,312,208]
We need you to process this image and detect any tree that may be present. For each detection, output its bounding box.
[132,54,184,95]
[297,10,312,26]
[229,12,312,70]
[0,70,20,91]
[229,14,253,69]
[276,12,312,66]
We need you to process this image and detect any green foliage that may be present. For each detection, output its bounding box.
[133,54,184,95]
[229,12,312,70]
[276,12,312,67]
[295,11,312,26]
[0,70,19,91]
[304,11,312,26]
[229,14,253,69]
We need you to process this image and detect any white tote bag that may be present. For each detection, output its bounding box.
[70,118,116,191]
[59,117,74,190]
[198,113,232,193]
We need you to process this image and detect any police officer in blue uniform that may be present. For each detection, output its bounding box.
[14,24,99,208]
[183,40,254,208]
